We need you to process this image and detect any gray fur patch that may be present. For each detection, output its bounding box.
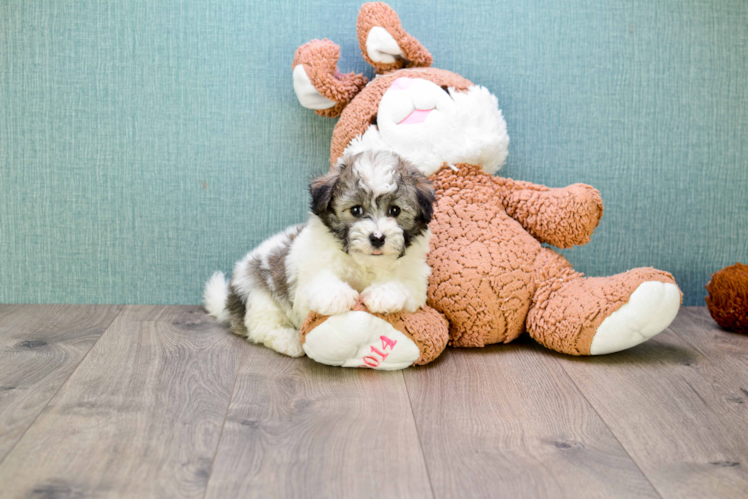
[227,223,304,336]
[225,284,248,336]
[266,244,292,303]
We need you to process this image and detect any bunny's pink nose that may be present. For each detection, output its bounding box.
[390,77,413,90]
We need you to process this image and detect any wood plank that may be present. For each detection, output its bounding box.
[674,307,748,375]
[671,307,748,424]
[0,304,123,463]
[555,308,748,498]
[403,339,657,498]
[205,346,433,498]
[0,305,248,498]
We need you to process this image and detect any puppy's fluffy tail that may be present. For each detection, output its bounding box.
[204,271,230,323]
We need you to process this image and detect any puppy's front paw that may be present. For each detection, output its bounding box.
[309,286,359,316]
[361,282,411,314]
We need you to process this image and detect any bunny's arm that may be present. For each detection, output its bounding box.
[491,177,604,248]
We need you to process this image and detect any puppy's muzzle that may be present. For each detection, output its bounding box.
[369,232,386,249]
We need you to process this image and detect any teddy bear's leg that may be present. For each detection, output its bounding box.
[299,301,449,370]
[526,248,682,355]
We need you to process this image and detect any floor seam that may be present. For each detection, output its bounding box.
[0,304,127,469]
[201,345,247,499]
[402,371,437,499]
[552,354,664,499]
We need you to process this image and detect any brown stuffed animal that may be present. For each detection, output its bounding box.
[292,2,682,369]
[706,263,748,334]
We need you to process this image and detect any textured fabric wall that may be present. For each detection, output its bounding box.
[1,0,746,305]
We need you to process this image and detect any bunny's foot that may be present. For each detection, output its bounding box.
[300,301,449,370]
[528,248,681,355]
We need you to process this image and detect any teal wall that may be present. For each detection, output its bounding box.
[1,0,746,306]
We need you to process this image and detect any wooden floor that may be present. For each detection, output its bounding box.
[0,306,746,498]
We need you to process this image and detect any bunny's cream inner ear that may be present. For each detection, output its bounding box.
[357,2,432,74]
[366,26,404,64]
[293,65,336,110]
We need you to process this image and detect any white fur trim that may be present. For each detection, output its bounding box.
[343,82,509,177]
[366,26,404,64]
[292,64,336,110]
[303,311,420,370]
[203,271,230,323]
[589,281,681,355]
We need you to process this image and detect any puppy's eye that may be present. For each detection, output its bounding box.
[350,206,364,217]
[387,206,401,217]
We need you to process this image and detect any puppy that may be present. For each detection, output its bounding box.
[204,151,436,357]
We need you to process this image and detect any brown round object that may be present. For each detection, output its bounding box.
[705,263,748,334]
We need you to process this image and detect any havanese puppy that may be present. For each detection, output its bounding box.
[204,151,436,357]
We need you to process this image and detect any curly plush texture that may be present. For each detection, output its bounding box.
[356,2,433,74]
[528,256,678,355]
[706,263,748,334]
[494,177,604,248]
[300,300,449,366]
[293,39,369,118]
[424,163,662,354]
[427,164,541,347]
[427,162,678,354]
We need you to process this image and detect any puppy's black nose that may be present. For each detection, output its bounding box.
[369,233,385,248]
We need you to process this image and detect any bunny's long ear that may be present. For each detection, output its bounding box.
[357,2,432,74]
[292,39,368,118]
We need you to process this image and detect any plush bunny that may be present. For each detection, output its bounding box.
[292,2,682,370]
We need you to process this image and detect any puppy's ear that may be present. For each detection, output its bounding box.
[309,168,341,216]
[415,176,436,225]
[401,161,436,224]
